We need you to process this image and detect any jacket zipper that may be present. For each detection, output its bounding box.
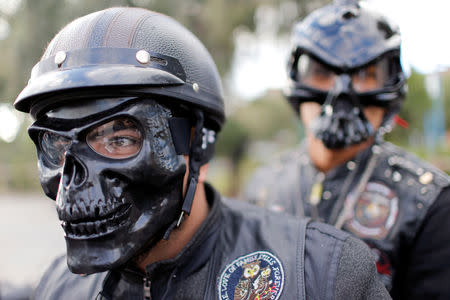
[143,276,151,300]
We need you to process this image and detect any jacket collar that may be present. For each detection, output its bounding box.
[145,183,222,279]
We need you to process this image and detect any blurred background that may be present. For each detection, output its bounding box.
[0,0,449,297]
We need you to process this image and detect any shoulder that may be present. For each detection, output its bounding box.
[303,222,390,299]
[218,199,388,298]
[397,186,450,299]
[223,198,360,264]
[375,141,449,201]
[378,141,449,187]
[247,146,306,181]
[243,145,307,205]
[301,222,390,299]
[33,255,106,300]
[333,234,391,299]
[223,197,352,244]
[221,197,296,225]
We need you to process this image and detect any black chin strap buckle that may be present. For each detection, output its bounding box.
[176,177,198,227]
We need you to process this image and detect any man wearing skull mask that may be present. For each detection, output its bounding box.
[244,0,450,299]
[15,7,389,300]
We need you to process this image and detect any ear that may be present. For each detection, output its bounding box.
[198,163,209,183]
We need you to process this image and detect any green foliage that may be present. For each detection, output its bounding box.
[216,90,300,164]
[215,117,249,157]
[231,91,298,141]
[386,70,432,144]
[214,91,300,196]
[441,71,450,130]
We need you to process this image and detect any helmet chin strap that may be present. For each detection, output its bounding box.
[163,109,205,240]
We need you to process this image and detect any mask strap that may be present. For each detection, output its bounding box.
[177,109,204,224]
[168,117,191,155]
[163,110,205,240]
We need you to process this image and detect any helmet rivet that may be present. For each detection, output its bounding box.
[136,50,150,64]
[193,83,200,92]
[54,51,66,66]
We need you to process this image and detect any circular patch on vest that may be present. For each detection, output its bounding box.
[218,251,284,300]
[344,181,399,239]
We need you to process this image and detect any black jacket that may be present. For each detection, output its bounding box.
[244,141,450,299]
[34,184,389,300]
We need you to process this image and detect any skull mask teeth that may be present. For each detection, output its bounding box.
[57,175,132,239]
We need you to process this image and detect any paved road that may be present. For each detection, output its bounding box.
[0,193,65,289]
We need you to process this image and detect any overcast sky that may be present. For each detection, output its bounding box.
[367,0,450,74]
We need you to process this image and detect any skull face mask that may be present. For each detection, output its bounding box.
[29,98,189,274]
[296,56,381,149]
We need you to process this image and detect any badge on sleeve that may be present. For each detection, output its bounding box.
[344,181,399,239]
[218,251,284,300]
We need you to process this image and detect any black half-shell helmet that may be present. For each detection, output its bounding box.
[14,7,224,131]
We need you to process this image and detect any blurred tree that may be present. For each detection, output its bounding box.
[386,70,432,145]
[441,70,450,131]
[215,89,300,196]
[231,90,298,141]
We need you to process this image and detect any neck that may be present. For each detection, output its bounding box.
[135,183,210,270]
[307,134,374,173]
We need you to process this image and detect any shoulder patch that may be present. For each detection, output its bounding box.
[218,251,284,300]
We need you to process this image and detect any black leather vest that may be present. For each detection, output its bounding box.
[244,141,450,290]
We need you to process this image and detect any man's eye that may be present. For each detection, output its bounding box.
[87,118,143,159]
[297,54,336,91]
[104,135,140,151]
[110,136,135,147]
[356,69,377,80]
[313,65,332,77]
[352,64,387,92]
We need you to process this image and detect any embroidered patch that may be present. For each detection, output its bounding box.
[218,251,284,300]
[344,182,399,239]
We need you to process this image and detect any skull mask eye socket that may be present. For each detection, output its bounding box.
[297,55,337,91]
[40,131,72,167]
[351,59,389,93]
[296,54,391,93]
[86,117,143,159]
